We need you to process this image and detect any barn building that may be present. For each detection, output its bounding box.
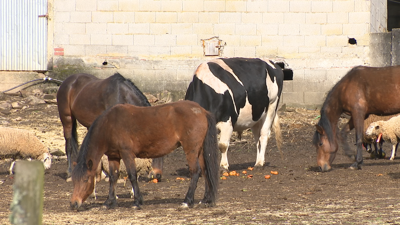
[1,0,399,108]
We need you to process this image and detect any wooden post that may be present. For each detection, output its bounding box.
[9,161,44,225]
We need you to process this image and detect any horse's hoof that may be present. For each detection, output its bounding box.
[349,162,361,170]
[177,203,190,211]
[219,167,229,175]
[132,204,142,210]
[102,200,117,209]
[198,201,215,208]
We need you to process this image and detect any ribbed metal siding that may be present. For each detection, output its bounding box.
[0,0,48,71]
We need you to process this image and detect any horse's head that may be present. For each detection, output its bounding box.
[313,125,338,172]
[70,159,96,210]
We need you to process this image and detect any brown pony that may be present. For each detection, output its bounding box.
[313,66,400,172]
[70,101,219,210]
[56,73,151,178]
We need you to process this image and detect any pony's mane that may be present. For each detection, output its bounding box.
[111,73,151,106]
[72,112,106,180]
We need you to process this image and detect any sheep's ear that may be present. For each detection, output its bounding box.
[87,160,93,170]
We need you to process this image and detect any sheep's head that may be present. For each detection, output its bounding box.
[41,152,52,170]
[366,122,382,137]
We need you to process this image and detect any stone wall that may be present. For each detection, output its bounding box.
[47,0,384,108]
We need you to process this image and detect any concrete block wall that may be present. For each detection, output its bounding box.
[50,0,381,108]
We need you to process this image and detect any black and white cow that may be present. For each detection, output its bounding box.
[185,57,289,171]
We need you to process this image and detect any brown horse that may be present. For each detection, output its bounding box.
[70,101,219,210]
[56,73,151,178]
[313,66,400,172]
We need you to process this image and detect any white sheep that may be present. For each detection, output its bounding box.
[362,114,400,157]
[365,115,400,160]
[91,155,153,199]
[0,127,51,174]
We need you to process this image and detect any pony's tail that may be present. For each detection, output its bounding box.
[202,112,219,205]
[70,120,78,162]
[273,113,284,160]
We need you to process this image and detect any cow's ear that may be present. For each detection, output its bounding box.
[87,160,93,170]
[315,125,325,135]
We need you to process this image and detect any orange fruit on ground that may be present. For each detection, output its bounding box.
[248,167,254,171]
[242,170,247,174]
[264,175,271,179]
[221,176,227,180]
[229,171,237,176]
[222,172,229,177]
[247,175,253,178]
[271,171,279,175]
[152,179,158,183]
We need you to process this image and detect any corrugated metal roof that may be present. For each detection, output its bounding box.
[0,0,48,71]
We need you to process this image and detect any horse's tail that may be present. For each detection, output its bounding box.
[202,112,219,205]
[71,119,79,162]
[273,113,284,160]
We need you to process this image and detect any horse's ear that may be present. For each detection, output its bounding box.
[87,160,93,170]
[315,125,325,135]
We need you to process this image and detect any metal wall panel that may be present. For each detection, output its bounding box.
[0,0,48,71]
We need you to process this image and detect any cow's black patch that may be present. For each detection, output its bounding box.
[220,58,270,122]
[185,76,236,124]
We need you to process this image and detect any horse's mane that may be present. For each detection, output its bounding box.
[111,73,151,106]
[312,68,355,146]
[72,112,106,180]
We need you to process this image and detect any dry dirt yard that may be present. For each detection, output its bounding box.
[0,91,400,224]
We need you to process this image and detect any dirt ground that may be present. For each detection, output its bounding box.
[1,91,400,224]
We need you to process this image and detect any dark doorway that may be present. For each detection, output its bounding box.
[388,0,400,31]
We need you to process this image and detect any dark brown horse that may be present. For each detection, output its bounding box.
[70,101,219,210]
[56,73,151,178]
[313,66,400,172]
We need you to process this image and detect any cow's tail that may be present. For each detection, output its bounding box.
[202,112,219,206]
[273,113,283,160]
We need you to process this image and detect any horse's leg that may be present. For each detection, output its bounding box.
[149,157,163,182]
[340,118,355,158]
[120,152,142,209]
[179,150,202,209]
[103,158,120,209]
[62,116,79,179]
[349,112,365,170]
[217,121,233,172]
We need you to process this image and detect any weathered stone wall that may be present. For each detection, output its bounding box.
[45,0,385,107]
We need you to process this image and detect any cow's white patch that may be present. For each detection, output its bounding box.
[266,71,279,100]
[234,98,260,131]
[195,63,229,94]
[195,63,238,115]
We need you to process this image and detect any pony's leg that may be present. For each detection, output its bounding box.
[149,157,163,182]
[103,158,120,209]
[179,151,202,209]
[121,154,142,209]
[217,121,233,172]
[253,101,277,167]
